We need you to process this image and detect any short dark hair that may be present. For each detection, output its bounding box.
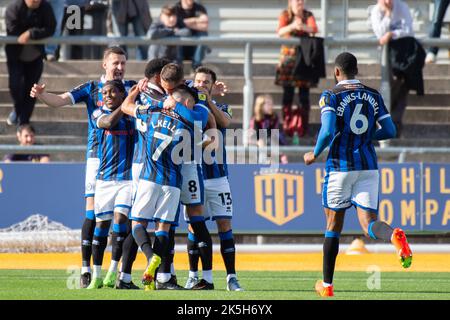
[161,63,184,83]
[334,52,358,77]
[161,4,176,16]
[103,80,126,94]
[194,66,217,83]
[17,124,35,135]
[145,58,171,79]
[172,84,198,104]
[103,46,127,60]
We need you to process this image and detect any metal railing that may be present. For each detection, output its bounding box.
[1,144,450,164]
[1,35,450,160]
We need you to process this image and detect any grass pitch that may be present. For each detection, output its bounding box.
[0,269,449,300]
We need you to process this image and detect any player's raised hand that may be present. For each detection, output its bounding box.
[137,78,148,92]
[163,95,177,110]
[30,83,46,98]
[212,81,228,97]
[128,84,140,98]
[303,151,316,165]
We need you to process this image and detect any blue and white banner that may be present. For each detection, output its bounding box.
[0,163,449,232]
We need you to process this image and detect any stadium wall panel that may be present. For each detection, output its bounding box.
[0,163,449,232]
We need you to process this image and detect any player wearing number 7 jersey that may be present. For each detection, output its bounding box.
[122,84,207,290]
[304,52,413,297]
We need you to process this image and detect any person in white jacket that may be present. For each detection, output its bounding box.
[370,0,414,136]
[371,0,413,45]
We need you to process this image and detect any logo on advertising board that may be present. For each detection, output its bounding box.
[254,169,304,226]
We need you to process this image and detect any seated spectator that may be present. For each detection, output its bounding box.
[4,124,50,163]
[371,0,425,136]
[426,0,450,63]
[148,5,191,62]
[249,95,288,164]
[174,0,209,71]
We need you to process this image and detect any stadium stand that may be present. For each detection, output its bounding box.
[0,0,449,162]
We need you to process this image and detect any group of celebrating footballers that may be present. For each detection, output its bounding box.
[30,46,243,292]
[29,47,413,297]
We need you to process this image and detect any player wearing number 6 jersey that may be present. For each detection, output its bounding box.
[304,52,412,297]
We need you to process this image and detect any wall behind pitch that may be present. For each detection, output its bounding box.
[0,163,449,232]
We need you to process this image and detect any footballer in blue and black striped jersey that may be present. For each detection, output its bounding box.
[133,82,166,165]
[306,52,411,298]
[92,107,135,182]
[68,76,136,160]
[202,102,232,180]
[135,100,207,189]
[318,79,390,172]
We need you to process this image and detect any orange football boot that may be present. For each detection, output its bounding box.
[391,228,413,268]
[315,280,334,297]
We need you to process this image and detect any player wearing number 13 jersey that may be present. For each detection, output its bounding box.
[304,52,412,297]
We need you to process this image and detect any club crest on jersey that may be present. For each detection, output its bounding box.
[226,105,233,117]
[319,94,330,108]
[319,97,326,108]
[254,169,304,226]
[198,93,207,101]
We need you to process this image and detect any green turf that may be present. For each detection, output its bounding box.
[0,269,449,300]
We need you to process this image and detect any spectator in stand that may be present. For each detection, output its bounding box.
[148,5,191,62]
[3,124,50,163]
[249,95,289,164]
[174,0,209,71]
[425,0,450,63]
[275,0,318,140]
[5,0,56,126]
[371,0,423,136]
[46,0,88,61]
[111,0,152,60]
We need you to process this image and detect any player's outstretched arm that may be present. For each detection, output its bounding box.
[30,84,72,108]
[373,116,397,140]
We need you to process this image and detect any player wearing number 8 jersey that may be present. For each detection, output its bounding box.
[304,52,413,297]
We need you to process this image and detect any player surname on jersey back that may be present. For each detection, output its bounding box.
[337,91,380,117]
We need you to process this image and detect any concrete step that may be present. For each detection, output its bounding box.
[0,61,448,78]
[226,105,450,124]
[0,120,87,136]
[1,103,449,123]
[1,75,449,98]
[0,135,86,145]
[228,122,450,139]
[0,90,447,108]
[0,104,86,121]
[216,93,450,108]
[1,119,449,140]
